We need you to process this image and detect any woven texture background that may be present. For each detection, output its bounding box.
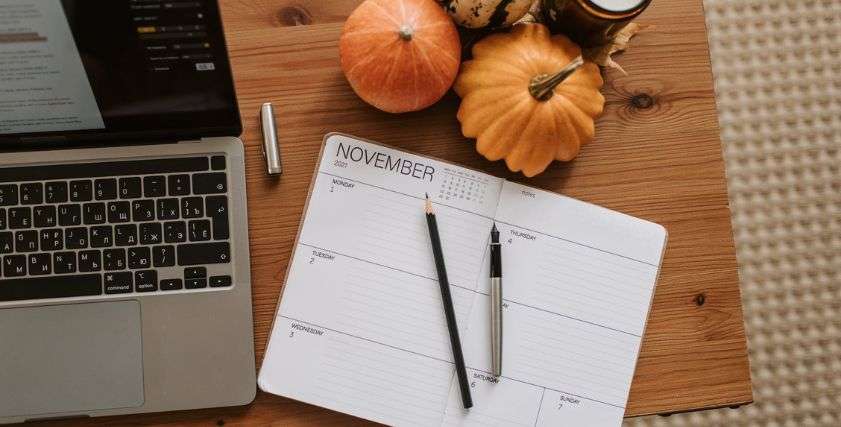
[625,0,841,425]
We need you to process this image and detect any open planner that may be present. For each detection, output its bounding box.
[259,134,668,426]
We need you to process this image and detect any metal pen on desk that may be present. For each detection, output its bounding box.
[260,102,283,176]
[490,223,503,377]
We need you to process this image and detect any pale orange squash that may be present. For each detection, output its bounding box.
[339,0,461,113]
[454,23,605,177]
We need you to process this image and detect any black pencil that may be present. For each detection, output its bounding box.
[425,193,473,409]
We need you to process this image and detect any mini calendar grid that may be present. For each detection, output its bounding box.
[437,168,491,204]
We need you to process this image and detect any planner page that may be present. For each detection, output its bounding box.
[443,181,668,427]
[259,134,503,426]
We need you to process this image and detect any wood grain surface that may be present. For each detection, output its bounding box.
[44,0,753,425]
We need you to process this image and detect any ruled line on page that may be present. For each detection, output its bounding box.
[304,173,492,288]
[318,170,496,220]
[298,242,643,338]
[494,219,657,267]
[314,332,452,426]
[278,315,626,410]
[319,169,657,267]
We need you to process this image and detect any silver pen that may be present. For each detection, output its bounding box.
[490,223,503,377]
[260,102,283,176]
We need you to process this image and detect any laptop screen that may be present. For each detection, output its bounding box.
[0,0,241,144]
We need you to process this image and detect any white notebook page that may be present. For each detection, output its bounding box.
[259,134,667,427]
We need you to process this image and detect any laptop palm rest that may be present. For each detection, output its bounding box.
[0,301,144,418]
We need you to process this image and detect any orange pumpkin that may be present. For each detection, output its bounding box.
[454,24,605,177]
[339,0,461,113]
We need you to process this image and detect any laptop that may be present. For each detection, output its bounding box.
[0,0,255,423]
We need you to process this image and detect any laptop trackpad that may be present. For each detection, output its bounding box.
[0,301,144,418]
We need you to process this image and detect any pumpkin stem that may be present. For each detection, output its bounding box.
[398,25,413,41]
[528,56,585,101]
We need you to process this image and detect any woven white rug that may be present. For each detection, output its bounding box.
[625,0,841,425]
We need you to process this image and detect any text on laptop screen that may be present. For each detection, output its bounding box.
[0,0,240,141]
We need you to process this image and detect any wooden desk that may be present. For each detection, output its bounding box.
[58,0,752,425]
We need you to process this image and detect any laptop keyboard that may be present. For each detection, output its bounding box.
[0,155,233,302]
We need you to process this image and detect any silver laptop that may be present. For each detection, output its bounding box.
[0,0,255,423]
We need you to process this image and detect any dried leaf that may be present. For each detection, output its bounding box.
[583,23,650,75]
[515,0,543,25]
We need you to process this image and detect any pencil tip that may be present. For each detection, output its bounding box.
[424,194,433,214]
[425,192,429,199]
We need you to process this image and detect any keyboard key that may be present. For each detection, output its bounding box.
[20,183,43,205]
[140,223,163,245]
[8,207,31,229]
[0,185,19,206]
[83,202,106,225]
[0,232,12,254]
[211,156,226,170]
[181,197,204,218]
[104,272,133,294]
[189,220,211,242]
[115,224,138,246]
[39,229,63,251]
[157,198,179,220]
[78,250,102,272]
[184,267,206,279]
[152,245,175,267]
[185,278,207,289]
[94,178,117,200]
[0,208,5,229]
[104,249,126,270]
[164,221,186,243]
[128,247,151,269]
[119,177,142,199]
[177,242,230,266]
[205,196,229,240]
[45,181,68,203]
[0,274,102,301]
[53,252,77,274]
[65,227,88,249]
[3,255,26,277]
[135,270,158,292]
[107,201,131,223]
[34,205,57,228]
[132,199,155,222]
[28,253,51,275]
[69,180,93,202]
[15,231,38,252]
[143,176,166,198]
[210,275,232,288]
[193,172,227,194]
[90,226,113,248]
[160,278,183,291]
[168,174,191,196]
[58,204,82,226]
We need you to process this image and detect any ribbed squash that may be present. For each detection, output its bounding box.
[454,23,605,176]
